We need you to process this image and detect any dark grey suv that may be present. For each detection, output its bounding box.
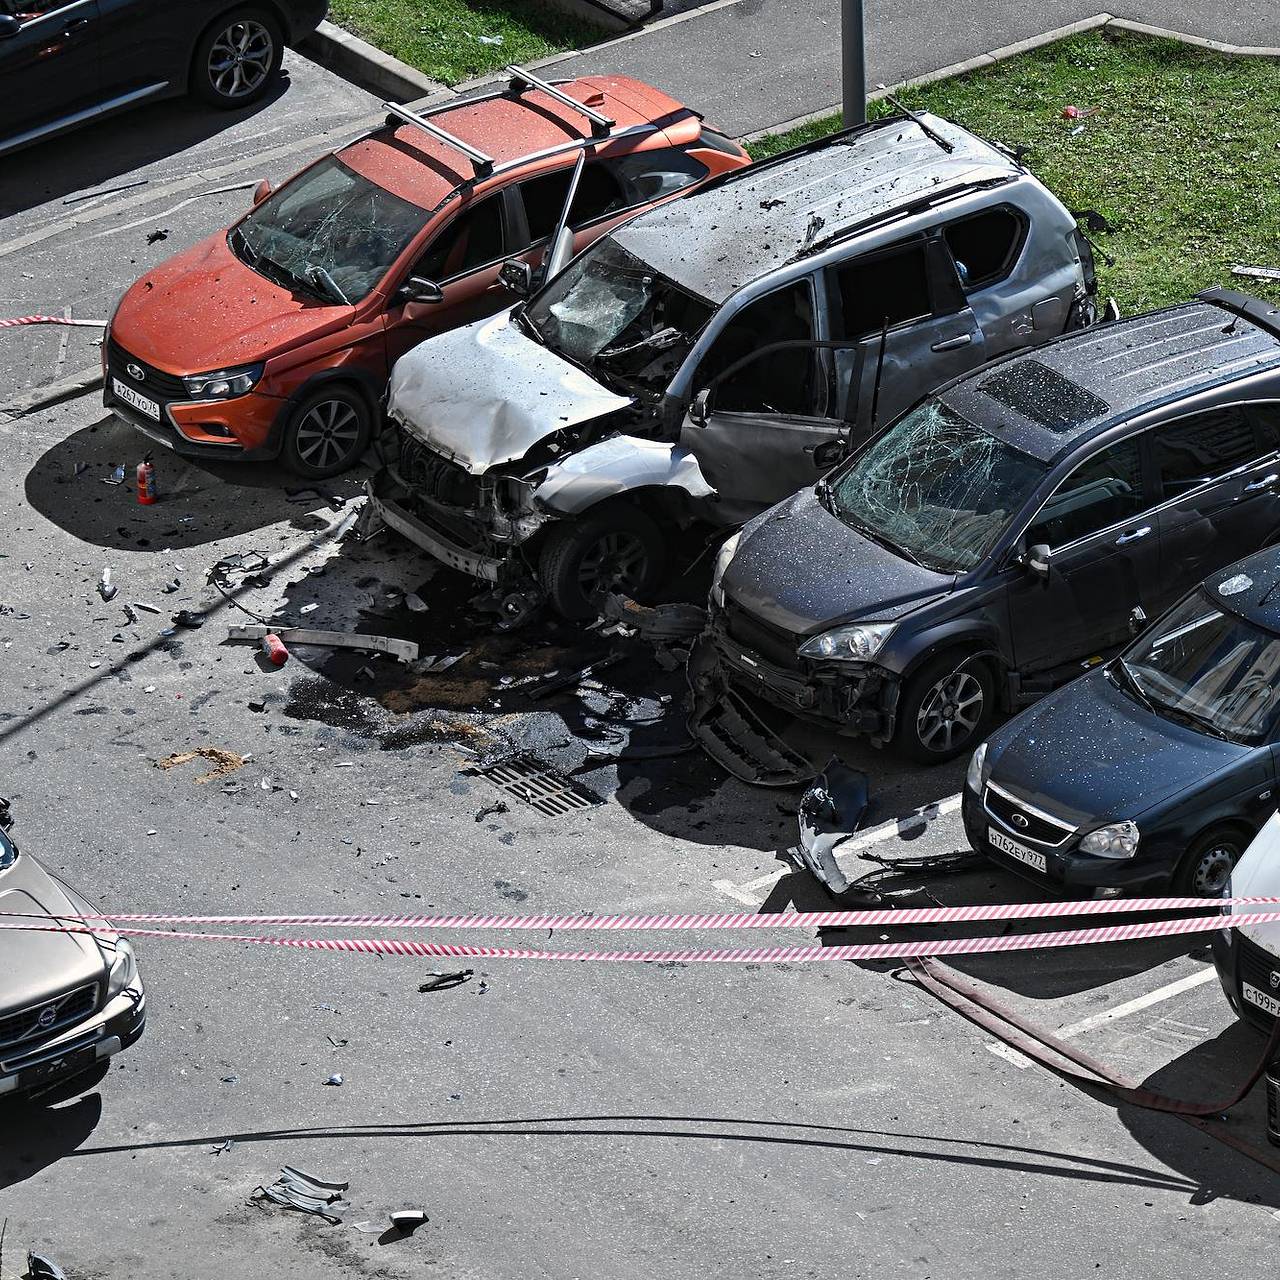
[692,289,1280,780]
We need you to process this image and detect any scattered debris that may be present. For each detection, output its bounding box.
[251,1167,350,1224]
[261,633,290,666]
[325,1073,344,1086]
[526,653,623,701]
[474,800,509,822]
[104,464,126,485]
[227,623,418,663]
[1061,104,1100,120]
[404,591,428,613]
[63,177,148,204]
[130,600,161,614]
[161,578,180,593]
[327,1034,347,1048]
[299,603,319,614]
[389,1210,429,1235]
[97,567,117,602]
[1231,263,1280,282]
[419,969,473,992]
[157,747,245,784]
[415,651,467,674]
[212,1139,235,1156]
[601,594,705,642]
[25,1251,68,1280]
[790,759,882,904]
[171,609,205,629]
[145,228,170,244]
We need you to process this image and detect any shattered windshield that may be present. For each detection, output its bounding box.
[829,401,1047,573]
[231,156,427,305]
[522,236,714,391]
[1122,591,1280,745]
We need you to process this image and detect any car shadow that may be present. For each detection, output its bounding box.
[0,1067,106,1191]
[0,79,288,217]
[23,413,367,550]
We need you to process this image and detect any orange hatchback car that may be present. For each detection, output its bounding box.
[104,67,749,477]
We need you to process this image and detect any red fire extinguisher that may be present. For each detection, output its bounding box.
[136,457,156,505]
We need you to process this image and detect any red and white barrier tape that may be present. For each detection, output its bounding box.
[0,315,106,329]
[0,907,1273,963]
[0,894,1273,932]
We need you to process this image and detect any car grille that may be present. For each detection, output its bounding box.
[0,982,99,1049]
[398,434,484,508]
[1239,935,1280,1021]
[106,338,189,403]
[722,601,802,670]
[983,782,1075,847]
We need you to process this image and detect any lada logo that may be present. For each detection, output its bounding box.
[126,363,146,382]
[36,1004,57,1029]
[1010,812,1030,830]
[1269,970,1280,991]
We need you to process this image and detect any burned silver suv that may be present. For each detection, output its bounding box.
[369,110,1101,619]
[0,802,145,1099]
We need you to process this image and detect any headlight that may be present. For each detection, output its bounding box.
[1079,820,1140,860]
[709,531,741,607]
[182,362,264,399]
[799,621,896,663]
[966,741,988,793]
[105,938,138,1000]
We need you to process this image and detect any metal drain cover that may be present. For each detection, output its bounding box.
[476,754,603,816]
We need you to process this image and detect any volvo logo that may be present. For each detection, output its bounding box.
[36,1004,57,1029]
[1010,812,1030,830]
[1270,970,1280,991]
[126,363,145,382]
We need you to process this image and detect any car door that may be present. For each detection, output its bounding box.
[678,276,845,522]
[1006,434,1163,680]
[829,234,985,443]
[94,0,183,99]
[1152,403,1280,614]
[0,0,101,140]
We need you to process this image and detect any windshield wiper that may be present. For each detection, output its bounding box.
[1108,658,1156,715]
[303,264,350,305]
[837,511,930,570]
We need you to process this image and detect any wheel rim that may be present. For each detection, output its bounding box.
[1190,843,1237,896]
[916,668,984,754]
[208,20,274,99]
[294,400,362,471]
[576,530,648,598]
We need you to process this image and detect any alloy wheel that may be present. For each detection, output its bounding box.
[208,20,274,100]
[1189,843,1236,896]
[576,531,648,598]
[916,669,984,754]
[293,399,362,472]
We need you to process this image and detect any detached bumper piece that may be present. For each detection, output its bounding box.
[689,681,815,787]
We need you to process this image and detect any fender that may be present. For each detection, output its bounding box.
[532,434,717,516]
[884,619,1005,681]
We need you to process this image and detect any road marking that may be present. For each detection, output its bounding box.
[713,793,963,906]
[986,967,1219,1069]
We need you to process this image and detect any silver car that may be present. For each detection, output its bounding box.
[370,110,1102,619]
[0,802,145,1099]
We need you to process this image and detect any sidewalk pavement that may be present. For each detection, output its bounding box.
[534,0,1278,139]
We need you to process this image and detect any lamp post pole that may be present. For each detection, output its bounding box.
[842,0,867,127]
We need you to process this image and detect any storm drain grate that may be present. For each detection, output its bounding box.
[477,754,603,817]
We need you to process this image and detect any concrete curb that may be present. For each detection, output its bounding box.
[3,366,104,419]
[740,12,1280,144]
[301,20,452,104]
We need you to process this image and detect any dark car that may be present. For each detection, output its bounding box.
[963,550,1280,896]
[691,289,1280,781]
[0,0,327,156]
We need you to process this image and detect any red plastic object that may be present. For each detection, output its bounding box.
[260,633,290,666]
[136,459,156,504]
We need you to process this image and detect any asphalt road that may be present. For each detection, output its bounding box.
[3,29,1280,1280]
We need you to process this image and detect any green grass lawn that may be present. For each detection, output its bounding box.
[750,32,1280,313]
[327,0,599,86]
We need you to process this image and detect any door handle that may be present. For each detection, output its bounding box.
[1115,526,1151,545]
[931,334,973,352]
[64,16,91,30]
[1240,472,1280,496]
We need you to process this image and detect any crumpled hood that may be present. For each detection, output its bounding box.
[111,232,352,371]
[987,667,1249,827]
[387,310,633,475]
[0,856,107,1006]
[722,489,952,636]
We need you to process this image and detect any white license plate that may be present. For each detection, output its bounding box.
[1243,982,1280,1018]
[989,826,1048,874]
[112,377,160,421]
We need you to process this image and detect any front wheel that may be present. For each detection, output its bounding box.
[280,386,373,479]
[538,505,667,621]
[191,6,284,108]
[894,652,994,764]
[1173,828,1246,897]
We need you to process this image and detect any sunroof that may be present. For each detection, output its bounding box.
[979,359,1110,431]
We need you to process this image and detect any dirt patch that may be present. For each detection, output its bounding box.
[156,747,245,783]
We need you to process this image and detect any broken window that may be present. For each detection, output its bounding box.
[829,400,1047,573]
[1153,407,1259,496]
[943,207,1025,290]
[697,280,820,415]
[836,242,932,338]
[1026,438,1144,548]
[233,156,427,304]
[413,194,505,282]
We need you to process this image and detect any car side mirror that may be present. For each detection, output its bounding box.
[812,439,847,470]
[399,276,443,305]
[688,388,711,427]
[1128,605,1148,637]
[498,259,532,299]
[252,178,273,205]
[0,15,20,38]
[1026,543,1051,579]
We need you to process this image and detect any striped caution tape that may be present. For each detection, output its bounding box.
[0,314,106,328]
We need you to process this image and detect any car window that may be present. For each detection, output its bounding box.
[414,194,505,283]
[943,207,1024,290]
[1153,407,1260,496]
[836,242,932,339]
[519,169,574,244]
[607,149,709,206]
[1248,402,1280,451]
[698,280,820,415]
[1026,438,1145,548]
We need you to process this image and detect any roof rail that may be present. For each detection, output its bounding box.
[1198,288,1280,341]
[507,63,614,138]
[383,101,494,176]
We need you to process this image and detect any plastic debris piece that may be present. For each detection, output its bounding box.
[130,600,161,614]
[228,623,418,663]
[26,1251,68,1280]
[474,800,509,822]
[104,464,126,485]
[299,603,319,614]
[171,609,205,629]
[404,592,428,613]
[160,578,180,593]
[252,1167,350,1223]
[212,1139,235,1155]
[325,1073,344,1086]
[389,1210,428,1234]
[97,567,117,602]
[1231,263,1280,282]
[419,969,473,992]
[791,759,882,903]
[1061,104,1100,119]
[146,228,170,244]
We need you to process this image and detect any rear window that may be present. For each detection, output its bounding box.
[979,360,1110,431]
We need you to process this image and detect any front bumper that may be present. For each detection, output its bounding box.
[0,985,145,1096]
[961,786,1170,894]
[1212,929,1279,1034]
[103,382,284,461]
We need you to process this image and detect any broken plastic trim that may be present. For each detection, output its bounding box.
[226,624,418,663]
[791,759,870,896]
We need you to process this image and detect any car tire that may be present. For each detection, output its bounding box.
[191,6,284,109]
[280,385,373,479]
[538,504,668,621]
[894,651,994,764]
[1173,827,1247,897]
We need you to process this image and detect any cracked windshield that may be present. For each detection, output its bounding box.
[522,236,713,391]
[829,400,1048,572]
[231,156,427,304]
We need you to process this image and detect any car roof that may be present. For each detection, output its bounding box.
[1205,547,1280,634]
[337,75,693,213]
[941,291,1280,463]
[609,112,1022,302]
